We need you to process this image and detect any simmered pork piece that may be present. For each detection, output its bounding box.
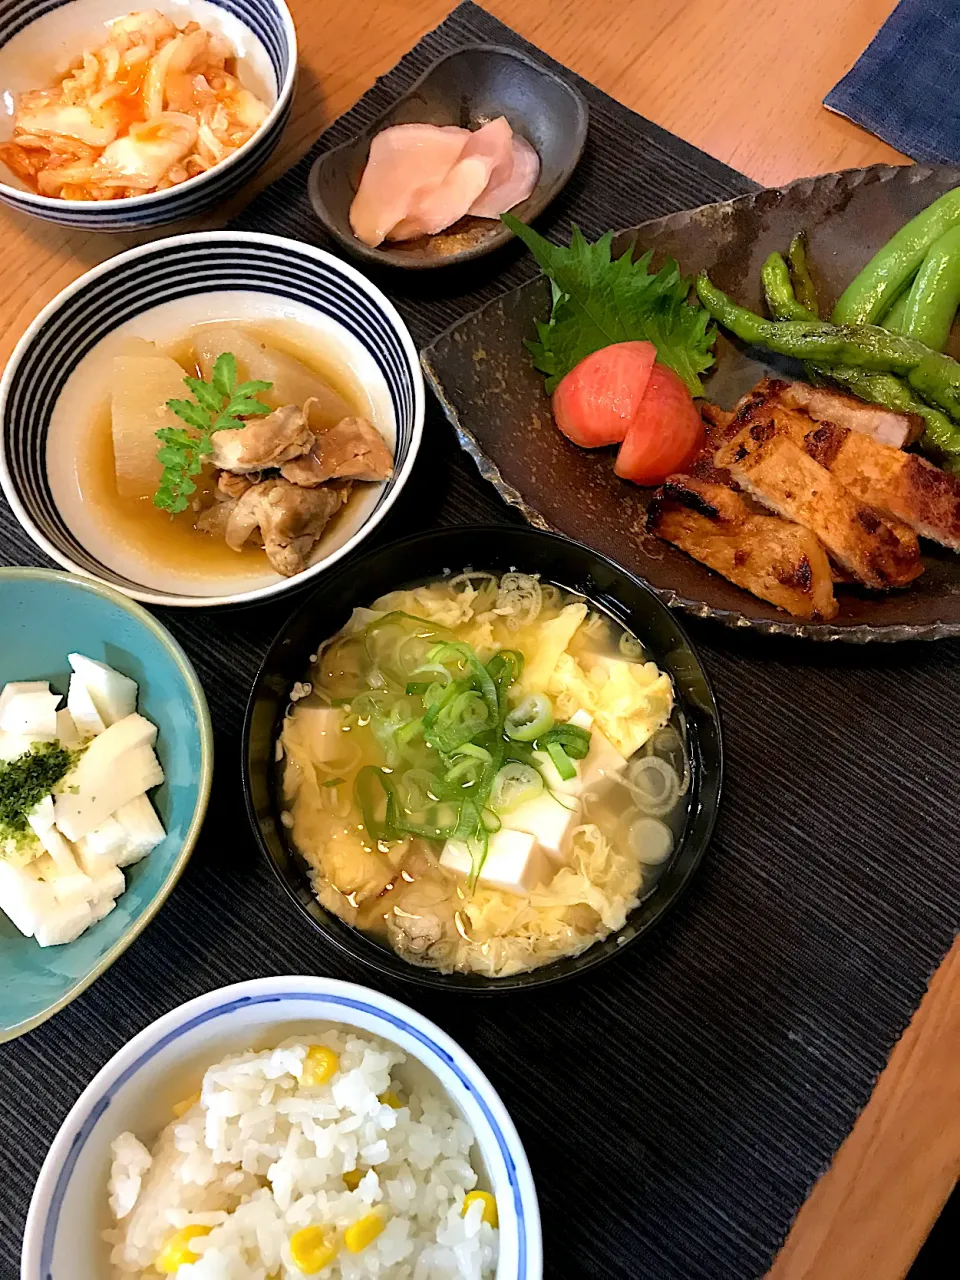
[217,470,256,499]
[647,475,838,620]
[224,478,349,576]
[724,433,923,589]
[779,379,924,449]
[209,404,314,473]
[804,421,960,552]
[280,417,394,486]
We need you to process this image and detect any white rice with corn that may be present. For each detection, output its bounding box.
[105,1030,499,1278]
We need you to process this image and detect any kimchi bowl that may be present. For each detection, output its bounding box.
[0,0,297,230]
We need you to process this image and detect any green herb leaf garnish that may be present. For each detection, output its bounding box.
[153,352,273,514]
[501,214,717,396]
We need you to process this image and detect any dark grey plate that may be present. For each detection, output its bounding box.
[307,44,588,270]
[422,163,960,641]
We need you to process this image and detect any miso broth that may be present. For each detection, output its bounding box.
[278,572,690,979]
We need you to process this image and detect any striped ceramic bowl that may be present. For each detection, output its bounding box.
[0,230,425,607]
[0,0,297,230]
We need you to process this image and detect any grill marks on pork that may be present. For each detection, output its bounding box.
[713,393,923,586]
[647,475,838,620]
[802,422,960,553]
[724,434,922,589]
[647,374,952,617]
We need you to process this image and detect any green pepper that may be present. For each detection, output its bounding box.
[833,185,960,325]
[696,273,926,370]
[908,350,960,418]
[896,224,960,351]
[879,285,912,332]
[761,252,816,321]
[788,233,820,317]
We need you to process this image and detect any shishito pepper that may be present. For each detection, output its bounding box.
[833,185,960,325]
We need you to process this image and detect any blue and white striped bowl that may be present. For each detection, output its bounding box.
[0,0,297,230]
[0,230,425,607]
[21,976,543,1280]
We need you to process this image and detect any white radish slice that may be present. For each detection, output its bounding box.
[33,894,95,947]
[114,794,166,862]
[0,689,60,738]
[0,861,52,937]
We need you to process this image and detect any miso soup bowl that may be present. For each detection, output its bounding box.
[243,525,723,992]
[0,230,425,607]
[0,0,297,230]
[21,976,543,1280]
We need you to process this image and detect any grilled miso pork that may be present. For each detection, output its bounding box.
[647,474,838,620]
[722,431,923,589]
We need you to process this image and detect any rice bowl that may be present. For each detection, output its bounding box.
[107,1031,499,1277]
[21,977,540,1280]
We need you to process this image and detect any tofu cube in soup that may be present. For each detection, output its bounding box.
[441,829,549,895]
[500,793,578,863]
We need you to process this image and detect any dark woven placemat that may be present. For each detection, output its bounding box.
[2,5,959,1278]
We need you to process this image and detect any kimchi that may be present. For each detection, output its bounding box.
[0,9,270,201]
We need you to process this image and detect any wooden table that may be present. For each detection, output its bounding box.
[1,1,958,1275]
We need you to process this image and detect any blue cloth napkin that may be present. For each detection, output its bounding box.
[826,0,960,165]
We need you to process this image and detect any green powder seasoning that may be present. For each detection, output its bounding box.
[0,742,74,855]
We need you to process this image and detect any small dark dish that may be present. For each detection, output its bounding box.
[243,525,722,992]
[307,45,588,270]
[423,163,960,640]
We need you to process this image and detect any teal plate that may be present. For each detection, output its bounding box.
[0,569,213,1041]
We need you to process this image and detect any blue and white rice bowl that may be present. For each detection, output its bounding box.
[21,976,543,1280]
[0,0,297,230]
[0,231,425,606]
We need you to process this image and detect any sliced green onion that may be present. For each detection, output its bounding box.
[486,649,524,714]
[546,741,576,781]
[323,776,344,788]
[489,762,544,814]
[505,693,554,742]
[537,722,591,760]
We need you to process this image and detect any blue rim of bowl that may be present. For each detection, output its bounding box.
[242,524,723,993]
[22,978,542,1280]
[0,0,298,216]
[0,230,426,607]
[0,567,214,1043]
